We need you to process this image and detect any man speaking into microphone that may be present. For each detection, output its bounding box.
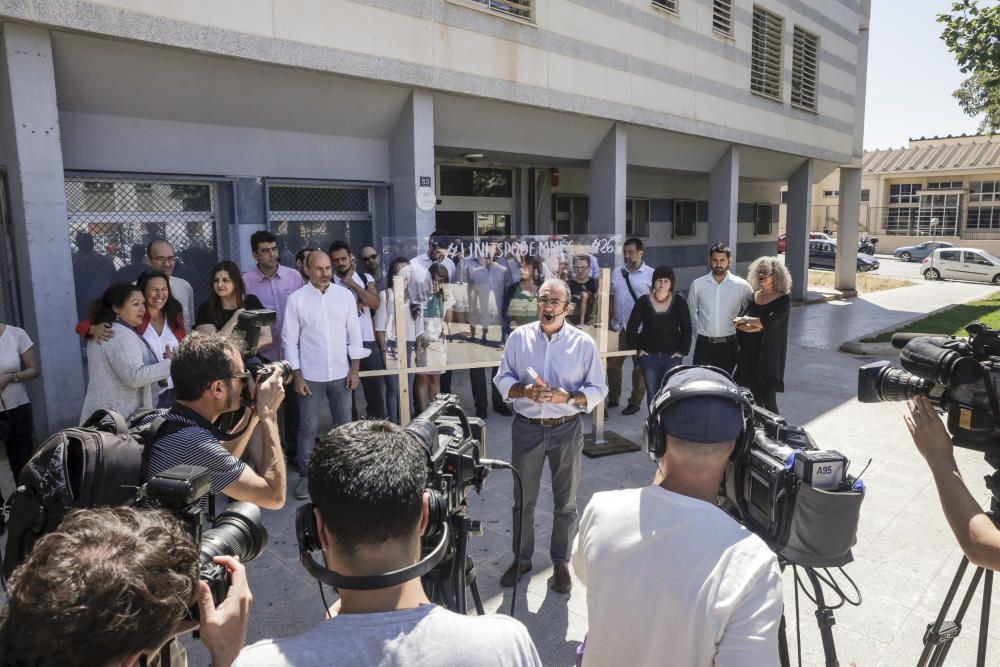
[494,278,607,593]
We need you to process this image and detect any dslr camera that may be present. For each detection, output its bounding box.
[230,308,292,416]
[722,397,864,568]
[137,464,267,615]
[858,322,1000,451]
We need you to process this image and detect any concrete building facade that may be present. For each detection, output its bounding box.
[0,0,870,431]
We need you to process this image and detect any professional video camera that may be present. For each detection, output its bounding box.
[137,464,268,616]
[722,398,864,570]
[858,322,1000,451]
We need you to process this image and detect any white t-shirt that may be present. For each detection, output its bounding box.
[572,486,782,667]
[334,271,377,343]
[233,604,542,667]
[0,325,33,411]
[141,321,179,391]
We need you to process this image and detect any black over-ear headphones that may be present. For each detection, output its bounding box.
[642,365,755,463]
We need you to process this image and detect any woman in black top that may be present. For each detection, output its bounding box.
[625,265,692,408]
[195,260,269,343]
[734,256,792,413]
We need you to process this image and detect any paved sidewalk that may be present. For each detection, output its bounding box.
[4,280,999,666]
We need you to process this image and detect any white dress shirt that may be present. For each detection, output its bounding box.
[610,262,654,332]
[494,321,608,418]
[167,275,195,333]
[687,271,753,339]
[141,322,179,391]
[283,283,370,383]
[334,271,377,343]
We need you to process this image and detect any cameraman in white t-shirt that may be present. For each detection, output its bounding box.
[572,367,782,667]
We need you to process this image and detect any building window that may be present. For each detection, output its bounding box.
[927,181,963,190]
[713,0,733,36]
[673,200,696,238]
[791,26,819,111]
[888,183,922,204]
[754,204,773,235]
[970,180,1000,202]
[751,6,783,101]
[464,0,533,21]
[626,198,650,237]
[780,190,788,204]
[822,190,839,198]
[966,206,1000,230]
[861,189,870,202]
[652,0,677,14]
[440,166,513,198]
[553,194,589,235]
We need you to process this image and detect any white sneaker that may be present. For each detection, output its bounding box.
[295,477,310,500]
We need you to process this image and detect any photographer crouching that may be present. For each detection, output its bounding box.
[140,332,287,510]
[0,506,251,667]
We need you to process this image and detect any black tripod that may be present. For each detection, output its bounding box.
[422,512,486,615]
[778,564,846,667]
[917,468,1000,667]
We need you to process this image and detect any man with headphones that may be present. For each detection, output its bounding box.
[233,420,541,667]
[572,366,782,666]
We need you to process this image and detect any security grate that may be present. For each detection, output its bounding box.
[751,6,783,101]
[713,0,733,36]
[267,183,376,263]
[65,177,219,319]
[652,0,678,14]
[791,26,819,111]
[469,0,533,21]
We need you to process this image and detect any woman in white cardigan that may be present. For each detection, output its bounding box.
[79,282,173,423]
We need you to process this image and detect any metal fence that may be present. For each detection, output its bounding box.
[65,177,220,319]
[266,182,379,264]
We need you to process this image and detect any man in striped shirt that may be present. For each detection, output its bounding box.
[141,332,288,510]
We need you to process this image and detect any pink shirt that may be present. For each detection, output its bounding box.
[242,264,304,360]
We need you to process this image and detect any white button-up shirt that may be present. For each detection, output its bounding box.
[610,262,654,332]
[494,321,608,418]
[687,271,753,339]
[282,283,370,383]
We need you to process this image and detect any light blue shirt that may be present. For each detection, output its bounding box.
[494,321,608,418]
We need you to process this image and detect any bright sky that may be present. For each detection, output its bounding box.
[863,0,984,150]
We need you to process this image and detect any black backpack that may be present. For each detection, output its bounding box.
[0,408,182,583]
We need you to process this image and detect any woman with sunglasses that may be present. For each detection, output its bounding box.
[734,256,792,413]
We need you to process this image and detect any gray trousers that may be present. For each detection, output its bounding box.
[510,413,583,566]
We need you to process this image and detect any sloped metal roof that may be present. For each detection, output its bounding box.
[865,140,1000,174]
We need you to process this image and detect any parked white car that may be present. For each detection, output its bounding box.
[922,247,1000,285]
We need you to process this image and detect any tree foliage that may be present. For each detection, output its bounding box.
[937,0,1000,133]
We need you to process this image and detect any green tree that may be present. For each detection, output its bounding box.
[938,0,1000,132]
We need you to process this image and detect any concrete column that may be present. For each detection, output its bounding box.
[786,160,814,302]
[233,177,267,271]
[0,24,85,431]
[589,124,627,237]
[708,146,740,258]
[835,167,862,291]
[390,90,435,241]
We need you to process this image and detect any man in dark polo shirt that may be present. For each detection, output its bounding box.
[140,332,288,510]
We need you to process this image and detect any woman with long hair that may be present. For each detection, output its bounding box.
[136,271,185,407]
[734,256,793,413]
[414,262,454,412]
[504,256,544,330]
[625,265,692,406]
[195,260,265,335]
[79,282,173,422]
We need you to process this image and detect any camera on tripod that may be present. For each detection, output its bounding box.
[858,322,1000,451]
[722,397,864,569]
[137,464,268,617]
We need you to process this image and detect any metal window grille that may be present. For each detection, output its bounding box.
[791,26,819,111]
[626,198,649,238]
[652,0,678,14]
[469,0,533,21]
[754,204,773,236]
[751,6,783,101]
[673,200,696,238]
[65,177,219,319]
[713,0,733,36]
[267,183,377,262]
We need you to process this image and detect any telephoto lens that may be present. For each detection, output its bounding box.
[195,502,268,615]
[857,360,935,403]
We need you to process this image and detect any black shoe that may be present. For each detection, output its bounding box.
[551,564,572,593]
[622,403,641,416]
[493,404,513,417]
[500,560,532,587]
[476,407,488,420]
[607,400,620,409]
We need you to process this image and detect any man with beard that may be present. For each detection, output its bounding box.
[687,243,752,375]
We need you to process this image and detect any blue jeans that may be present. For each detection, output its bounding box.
[296,377,353,472]
[637,353,683,409]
